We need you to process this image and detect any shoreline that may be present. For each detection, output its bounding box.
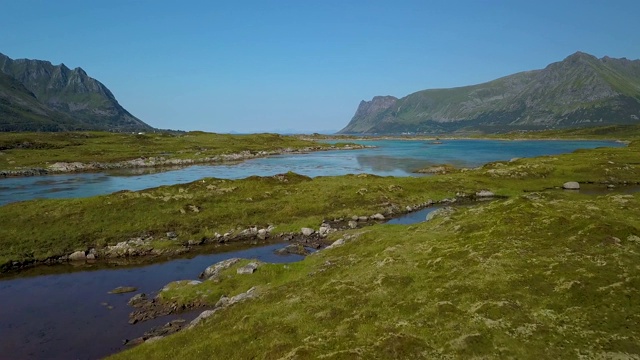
[0,144,369,178]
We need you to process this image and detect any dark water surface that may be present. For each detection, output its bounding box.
[0,243,303,360]
[0,139,622,205]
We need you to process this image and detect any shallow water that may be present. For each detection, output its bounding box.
[384,207,442,225]
[0,243,303,360]
[0,139,621,205]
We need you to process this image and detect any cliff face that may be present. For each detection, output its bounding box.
[339,52,640,134]
[0,52,152,132]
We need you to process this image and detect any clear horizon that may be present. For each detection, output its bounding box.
[1,0,639,133]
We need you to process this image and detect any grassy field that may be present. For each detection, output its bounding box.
[0,131,336,171]
[111,190,640,359]
[1,138,638,268]
[1,127,639,358]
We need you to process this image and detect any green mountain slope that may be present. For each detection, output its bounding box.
[0,52,152,132]
[340,52,640,134]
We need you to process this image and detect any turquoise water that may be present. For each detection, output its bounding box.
[0,139,622,205]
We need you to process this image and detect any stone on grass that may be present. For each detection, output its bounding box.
[301,227,315,236]
[348,221,358,229]
[563,181,580,190]
[199,258,241,279]
[475,190,495,197]
[237,262,259,274]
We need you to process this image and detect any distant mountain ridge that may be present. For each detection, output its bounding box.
[339,52,640,134]
[0,52,152,132]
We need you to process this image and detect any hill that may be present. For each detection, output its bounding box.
[0,52,152,132]
[340,52,640,134]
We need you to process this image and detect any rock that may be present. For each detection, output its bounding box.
[563,181,580,190]
[475,190,495,197]
[257,229,268,239]
[406,206,413,212]
[237,262,259,274]
[86,253,96,260]
[301,227,315,236]
[358,216,368,222]
[187,239,203,246]
[318,226,331,236]
[188,309,220,329]
[109,286,138,294]
[128,293,147,307]
[351,216,359,221]
[348,221,358,229]
[325,238,345,250]
[199,258,241,279]
[371,213,385,220]
[187,280,202,286]
[68,251,86,261]
[166,232,178,239]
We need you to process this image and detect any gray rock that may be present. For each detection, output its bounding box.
[68,251,86,261]
[358,216,368,222]
[199,258,241,279]
[257,229,268,239]
[371,213,385,220]
[563,181,580,190]
[86,253,96,260]
[325,238,345,250]
[237,262,259,274]
[187,309,220,329]
[475,190,495,197]
[109,286,138,294]
[127,293,147,307]
[348,221,358,229]
[318,226,331,236]
[301,227,315,236]
[166,231,178,239]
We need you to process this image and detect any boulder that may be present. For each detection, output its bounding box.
[563,181,580,190]
[475,190,495,198]
[318,226,331,236]
[199,258,241,279]
[325,238,345,250]
[257,229,268,239]
[68,251,86,261]
[301,227,315,236]
[371,213,385,221]
[237,262,259,274]
[348,221,358,229]
[127,293,147,307]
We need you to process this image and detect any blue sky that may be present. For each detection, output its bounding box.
[1,0,639,133]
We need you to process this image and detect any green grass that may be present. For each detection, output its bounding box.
[111,189,640,359]
[1,140,638,269]
[0,131,338,170]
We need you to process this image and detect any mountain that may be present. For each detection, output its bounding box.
[0,52,152,132]
[339,52,640,134]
